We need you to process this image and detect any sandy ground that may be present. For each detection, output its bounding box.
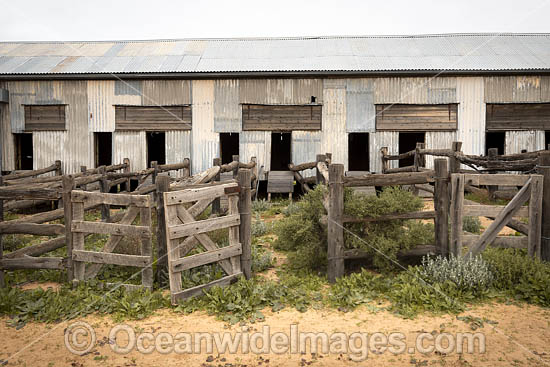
[0,303,549,367]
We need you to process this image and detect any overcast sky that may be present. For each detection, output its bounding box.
[1,0,549,41]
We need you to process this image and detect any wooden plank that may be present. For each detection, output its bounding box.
[171,273,242,303]
[167,214,240,240]
[466,178,532,257]
[463,235,527,249]
[165,182,239,205]
[73,250,150,267]
[328,164,345,283]
[71,190,150,207]
[538,151,550,261]
[528,175,543,258]
[155,176,170,282]
[0,223,65,236]
[376,104,457,131]
[165,203,183,301]
[463,204,529,218]
[486,103,550,130]
[227,194,241,274]
[62,176,74,281]
[24,105,66,131]
[71,221,151,237]
[344,245,438,259]
[140,206,154,288]
[450,174,465,256]
[84,206,141,279]
[0,187,61,200]
[0,256,65,270]
[171,244,242,272]
[267,171,294,193]
[242,104,322,131]
[463,174,530,187]
[238,169,252,279]
[343,171,435,187]
[72,200,85,281]
[115,105,192,131]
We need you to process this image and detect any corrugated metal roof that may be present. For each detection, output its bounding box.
[0,34,549,75]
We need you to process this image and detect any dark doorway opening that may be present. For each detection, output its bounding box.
[398,132,425,167]
[14,133,33,170]
[220,133,239,164]
[146,131,166,166]
[94,132,112,167]
[545,131,550,150]
[485,131,505,155]
[270,132,291,171]
[348,133,370,171]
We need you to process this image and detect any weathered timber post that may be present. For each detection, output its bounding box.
[380,147,389,173]
[537,151,550,261]
[155,176,170,285]
[413,143,425,195]
[0,177,4,287]
[212,158,221,214]
[528,174,543,258]
[487,148,498,198]
[450,173,465,257]
[123,158,131,192]
[80,166,87,191]
[316,154,326,185]
[55,160,62,176]
[183,158,190,178]
[151,161,158,184]
[325,153,332,165]
[328,164,345,283]
[62,175,75,282]
[449,141,462,174]
[232,155,240,179]
[238,169,252,279]
[251,156,258,187]
[434,159,450,256]
[98,166,110,221]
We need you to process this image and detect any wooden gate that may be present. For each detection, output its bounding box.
[450,173,544,258]
[70,190,154,289]
[163,182,243,304]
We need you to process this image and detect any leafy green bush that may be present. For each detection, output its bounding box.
[282,201,300,217]
[274,185,433,272]
[252,244,274,272]
[482,248,550,307]
[419,254,493,294]
[252,214,270,237]
[463,216,482,234]
[251,199,271,213]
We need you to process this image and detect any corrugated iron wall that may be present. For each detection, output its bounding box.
[346,78,375,132]
[240,131,270,179]
[457,77,485,157]
[321,83,347,170]
[113,131,146,171]
[292,130,322,177]
[505,130,546,154]
[214,79,240,133]
[425,131,457,169]
[191,80,218,174]
[370,131,398,173]
[166,130,191,177]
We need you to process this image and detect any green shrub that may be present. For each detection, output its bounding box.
[252,214,270,237]
[419,254,493,294]
[282,201,300,217]
[251,199,271,213]
[463,216,482,234]
[482,248,550,307]
[274,185,433,272]
[252,244,274,272]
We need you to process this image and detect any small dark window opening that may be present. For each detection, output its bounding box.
[94,132,112,167]
[270,132,291,171]
[220,133,239,164]
[398,132,425,167]
[311,96,317,103]
[14,133,33,170]
[146,131,166,166]
[348,133,370,171]
[485,131,505,155]
[545,131,550,150]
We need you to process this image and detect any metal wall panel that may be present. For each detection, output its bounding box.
[292,131,322,177]
[425,131,456,169]
[239,79,323,104]
[484,76,542,102]
[321,85,347,170]
[32,130,68,174]
[346,78,375,132]
[141,80,191,105]
[0,103,14,170]
[505,130,545,154]
[88,80,115,132]
[239,131,270,179]
[166,130,191,177]
[428,77,458,103]
[214,79,241,132]
[61,80,90,174]
[374,77,401,104]
[370,131,398,173]
[114,80,142,96]
[191,80,218,174]
[113,131,146,171]
[457,77,485,157]
[542,76,550,102]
